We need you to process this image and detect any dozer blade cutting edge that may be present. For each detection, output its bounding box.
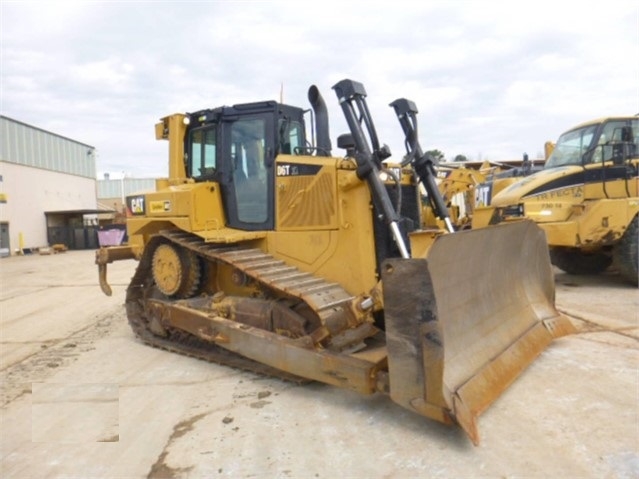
[382,220,575,445]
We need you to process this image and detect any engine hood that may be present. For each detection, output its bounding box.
[490,166,582,206]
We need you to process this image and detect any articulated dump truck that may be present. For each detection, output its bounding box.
[96,79,574,445]
[476,116,638,285]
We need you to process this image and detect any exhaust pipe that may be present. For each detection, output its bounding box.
[308,85,332,157]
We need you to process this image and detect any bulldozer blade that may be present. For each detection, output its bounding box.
[382,220,575,445]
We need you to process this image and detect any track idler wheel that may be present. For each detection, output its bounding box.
[151,243,201,298]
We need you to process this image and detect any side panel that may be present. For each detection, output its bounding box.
[275,155,339,231]
[541,198,639,247]
[270,159,379,296]
[125,183,225,237]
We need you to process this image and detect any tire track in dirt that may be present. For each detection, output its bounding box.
[0,309,124,407]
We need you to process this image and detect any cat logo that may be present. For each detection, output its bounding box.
[129,196,145,215]
[475,184,492,207]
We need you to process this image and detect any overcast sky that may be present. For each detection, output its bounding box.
[2,1,638,179]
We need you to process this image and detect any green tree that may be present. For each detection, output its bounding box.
[425,149,445,162]
[454,154,469,162]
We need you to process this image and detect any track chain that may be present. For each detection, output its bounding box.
[124,230,357,383]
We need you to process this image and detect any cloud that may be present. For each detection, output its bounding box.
[1,0,637,176]
[71,58,134,91]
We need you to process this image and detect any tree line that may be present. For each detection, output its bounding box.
[425,150,469,162]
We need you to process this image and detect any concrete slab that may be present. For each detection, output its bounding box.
[0,251,637,478]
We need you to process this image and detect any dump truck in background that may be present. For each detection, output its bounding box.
[95,79,574,445]
[478,116,638,285]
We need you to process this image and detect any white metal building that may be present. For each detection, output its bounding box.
[97,177,156,213]
[0,115,101,255]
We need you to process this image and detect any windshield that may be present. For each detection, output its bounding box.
[545,119,639,169]
[545,125,597,169]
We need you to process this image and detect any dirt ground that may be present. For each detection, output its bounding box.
[1,250,637,479]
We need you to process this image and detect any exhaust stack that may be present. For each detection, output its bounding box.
[308,85,332,157]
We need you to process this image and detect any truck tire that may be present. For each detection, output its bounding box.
[612,215,638,286]
[549,247,612,275]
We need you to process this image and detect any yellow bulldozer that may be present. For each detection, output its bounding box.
[477,116,639,285]
[96,79,574,445]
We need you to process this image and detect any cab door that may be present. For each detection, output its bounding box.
[221,114,275,231]
[586,119,638,199]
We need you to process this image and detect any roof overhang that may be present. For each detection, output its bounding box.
[44,209,115,216]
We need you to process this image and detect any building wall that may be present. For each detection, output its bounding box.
[0,162,97,251]
[1,116,96,177]
[0,116,97,253]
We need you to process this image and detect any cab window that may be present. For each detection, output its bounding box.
[591,119,638,163]
[189,126,217,179]
[278,119,304,154]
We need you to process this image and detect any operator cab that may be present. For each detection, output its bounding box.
[545,117,638,169]
[184,101,307,231]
